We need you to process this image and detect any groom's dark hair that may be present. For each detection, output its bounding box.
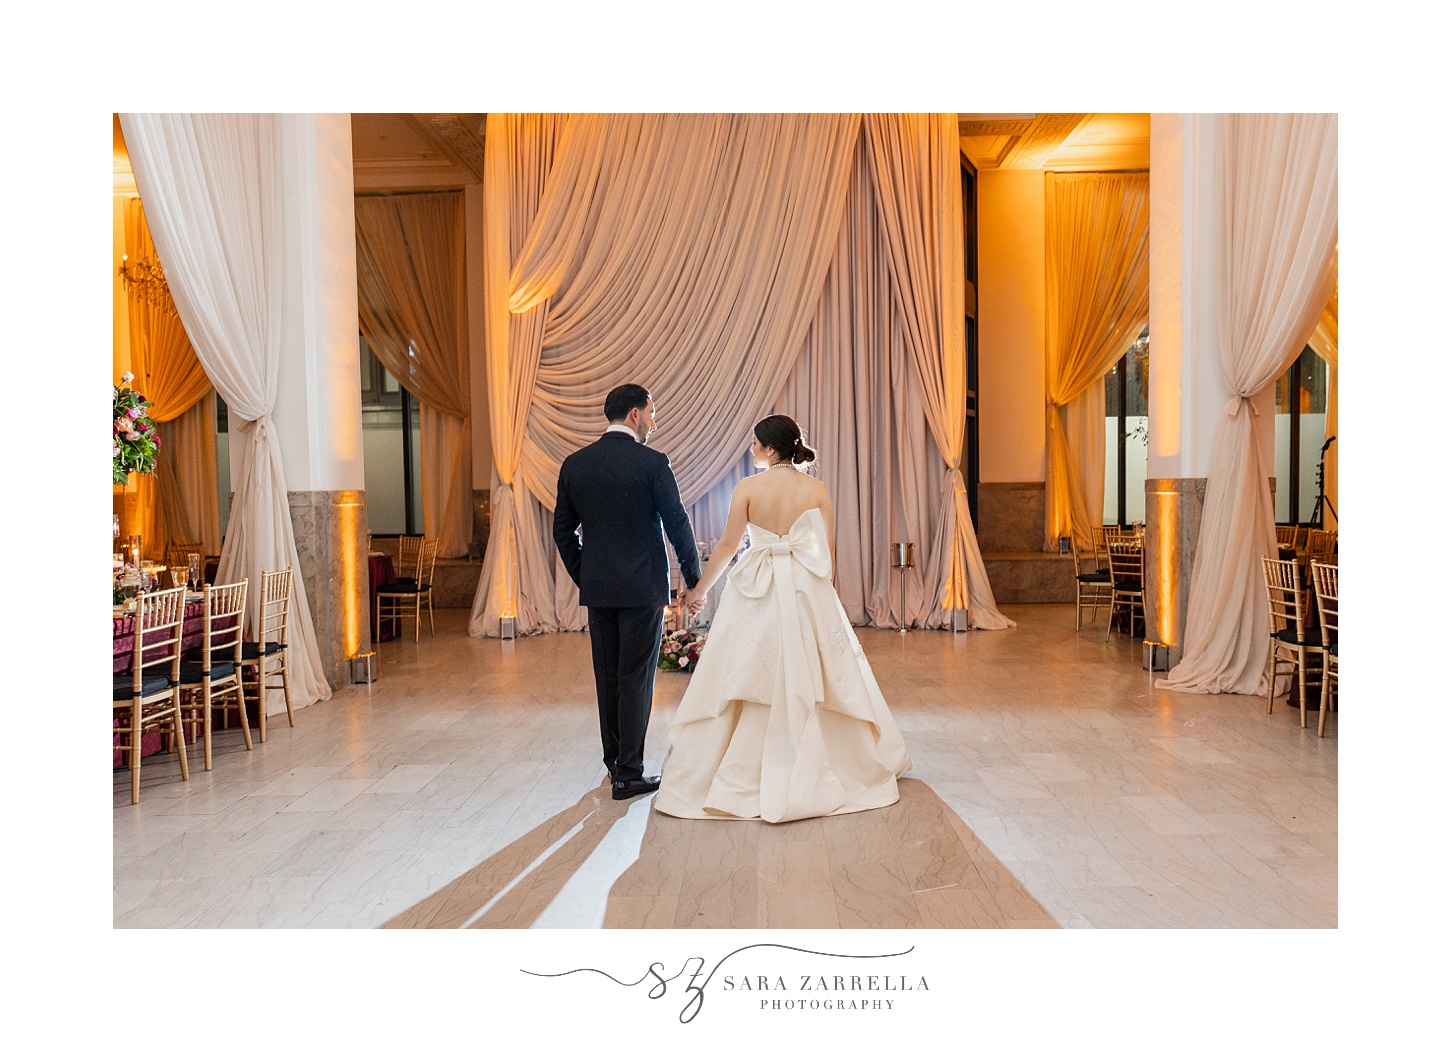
[604,384,651,421]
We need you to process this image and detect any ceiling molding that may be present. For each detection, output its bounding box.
[999,114,1088,169]
[352,157,473,192]
[402,113,486,182]
[958,118,1035,137]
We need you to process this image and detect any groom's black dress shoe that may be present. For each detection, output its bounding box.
[612,775,661,801]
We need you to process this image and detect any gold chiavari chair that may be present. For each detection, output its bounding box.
[166,542,204,568]
[395,535,424,581]
[1275,525,1298,549]
[114,586,189,804]
[179,579,252,770]
[1261,555,1323,728]
[240,568,294,742]
[1310,561,1339,738]
[377,538,438,643]
[1305,528,1336,558]
[1092,526,1123,573]
[1105,540,1145,641]
[1071,539,1113,631]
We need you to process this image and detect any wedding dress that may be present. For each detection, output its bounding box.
[655,507,911,822]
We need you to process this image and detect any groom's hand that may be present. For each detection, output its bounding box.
[683,586,706,615]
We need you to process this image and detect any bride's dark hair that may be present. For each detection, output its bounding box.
[754,414,817,467]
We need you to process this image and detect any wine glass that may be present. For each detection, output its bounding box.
[187,553,202,592]
[171,567,189,591]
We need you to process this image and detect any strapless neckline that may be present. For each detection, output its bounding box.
[747,506,822,539]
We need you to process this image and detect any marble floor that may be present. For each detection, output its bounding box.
[112,605,1336,929]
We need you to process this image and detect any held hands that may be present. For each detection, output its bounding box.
[681,585,707,616]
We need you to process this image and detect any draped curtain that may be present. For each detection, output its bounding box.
[1042,172,1150,551]
[864,114,1011,630]
[355,192,472,558]
[470,114,566,637]
[119,113,333,713]
[1307,285,1338,522]
[1160,114,1338,695]
[470,114,1009,637]
[123,197,220,558]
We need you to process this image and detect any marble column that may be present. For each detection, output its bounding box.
[1145,114,1274,669]
[266,113,368,691]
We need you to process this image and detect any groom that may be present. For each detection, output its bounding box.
[553,384,702,800]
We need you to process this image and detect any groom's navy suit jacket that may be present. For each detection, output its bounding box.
[553,432,702,608]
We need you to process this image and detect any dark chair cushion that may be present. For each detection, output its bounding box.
[239,641,286,660]
[1323,638,1337,656]
[1273,627,1321,647]
[377,581,430,594]
[183,646,244,665]
[179,661,241,685]
[1077,571,1111,583]
[1113,580,1143,592]
[113,670,173,699]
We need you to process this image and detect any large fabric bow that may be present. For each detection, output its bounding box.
[726,512,832,599]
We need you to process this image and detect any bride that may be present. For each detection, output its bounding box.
[654,415,912,822]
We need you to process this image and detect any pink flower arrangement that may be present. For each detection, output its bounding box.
[658,629,708,673]
[113,372,160,484]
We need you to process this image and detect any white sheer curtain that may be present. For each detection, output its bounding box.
[1307,285,1338,522]
[119,112,333,712]
[1042,172,1150,552]
[355,192,472,558]
[1160,114,1338,696]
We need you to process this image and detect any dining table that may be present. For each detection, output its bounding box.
[368,551,398,643]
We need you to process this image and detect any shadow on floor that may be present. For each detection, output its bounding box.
[382,778,1057,929]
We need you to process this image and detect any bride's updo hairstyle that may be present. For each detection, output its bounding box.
[754,414,817,468]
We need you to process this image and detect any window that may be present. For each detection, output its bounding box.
[359,337,423,536]
[215,394,230,532]
[961,157,979,522]
[1104,331,1149,526]
[214,344,424,538]
[1274,346,1329,525]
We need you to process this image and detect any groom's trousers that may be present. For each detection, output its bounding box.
[587,605,665,785]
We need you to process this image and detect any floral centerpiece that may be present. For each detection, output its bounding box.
[114,372,160,485]
[658,629,707,672]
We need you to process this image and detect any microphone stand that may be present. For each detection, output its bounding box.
[1309,436,1337,528]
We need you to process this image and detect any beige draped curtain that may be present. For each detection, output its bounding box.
[355,192,472,558]
[863,114,1010,629]
[470,114,1009,637]
[120,112,333,713]
[1042,172,1150,551]
[1160,114,1338,696]
[1307,285,1338,522]
[470,114,566,637]
[124,197,220,559]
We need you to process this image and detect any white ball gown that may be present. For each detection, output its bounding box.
[655,507,912,822]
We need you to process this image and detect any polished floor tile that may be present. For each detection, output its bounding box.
[114,605,1337,928]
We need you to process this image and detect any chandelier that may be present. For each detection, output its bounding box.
[117,252,176,313]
